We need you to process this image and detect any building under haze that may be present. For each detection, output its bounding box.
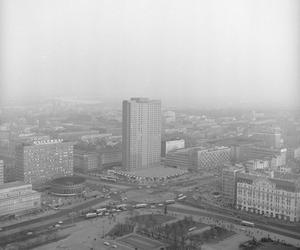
[15,139,74,187]
[0,181,41,217]
[122,98,161,171]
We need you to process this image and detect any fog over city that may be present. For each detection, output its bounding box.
[1,0,299,108]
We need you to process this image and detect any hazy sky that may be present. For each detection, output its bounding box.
[1,0,299,108]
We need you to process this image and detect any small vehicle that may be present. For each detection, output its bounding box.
[26,231,33,235]
[0,227,3,231]
[85,212,97,219]
[104,241,110,246]
[58,221,63,224]
[112,244,118,248]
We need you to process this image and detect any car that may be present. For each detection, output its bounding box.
[112,244,118,248]
[58,221,63,224]
[26,231,33,235]
[104,241,110,246]
[150,205,156,209]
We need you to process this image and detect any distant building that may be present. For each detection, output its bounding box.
[122,98,161,171]
[236,171,300,222]
[243,159,270,171]
[165,146,231,170]
[221,164,244,206]
[196,146,231,169]
[0,160,3,184]
[15,139,74,187]
[161,139,185,157]
[100,150,122,167]
[0,181,41,216]
[56,130,99,142]
[238,146,287,168]
[252,130,282,149]
[163,110,176,123]
[74,149,99,173]
[165,148,196,170]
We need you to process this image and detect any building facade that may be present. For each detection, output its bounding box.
[236,172,300,222]
[74,149,98,173]
[196,146,231,169]
[0,181,41,216]
[161,139,185,157]
[122,98,161,171]
[15,139,74,187]
[165,148,196,170]
[221,164,243,206]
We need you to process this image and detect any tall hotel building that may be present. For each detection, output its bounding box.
[15,139,74,187]
[122,98,161,171]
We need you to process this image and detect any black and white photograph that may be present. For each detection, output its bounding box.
[0,0,300,249]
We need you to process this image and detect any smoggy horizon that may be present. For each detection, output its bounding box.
[1,0,299,109]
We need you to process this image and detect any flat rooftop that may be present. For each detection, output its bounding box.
[117,166,187,178]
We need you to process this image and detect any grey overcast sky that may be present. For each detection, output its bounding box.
[1,0,299,108]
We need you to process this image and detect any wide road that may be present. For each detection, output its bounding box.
[168,204,300,240]
[1,196,108,233]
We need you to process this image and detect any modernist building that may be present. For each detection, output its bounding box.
[161,139,185,157]
[165,146,230,170]
[74,149,98,173]
[236,171,300,222]
[221,164,244,206]
[196,146,231,169]
[0,181,41,216]
[165,148,196,170]
[243,159,270,171]
[15,139,74,187]
[252,129,282,149]
[122,98,161,171]
[50,176,85,196]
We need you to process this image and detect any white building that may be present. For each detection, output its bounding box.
[161,139,185,157]
[122,98,161,171]
[0,181,41,216]
[236,171,300,222]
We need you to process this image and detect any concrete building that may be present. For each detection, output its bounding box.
[165,148,196,170]
[221,164,244,206]
[0,181,41,216]
[74,149,98,173]
[238,146,287,168]
[122,98,161,171]
[252,130,282,149]
[0,160,3,184]
[100,150,122,167]
[196,146,231,169]
[236,171,300,222]
[161,139,185,157]
[15,139,74,187]
[244,159,270,171]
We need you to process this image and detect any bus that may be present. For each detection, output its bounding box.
[241,220,255,227]
[188,227,197,232]
[101,176,118,183]
[165,199,175,204]
[177,195,187,201]
[85,212,97,219]
[96,208,107,213]
[134,203,147,209]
